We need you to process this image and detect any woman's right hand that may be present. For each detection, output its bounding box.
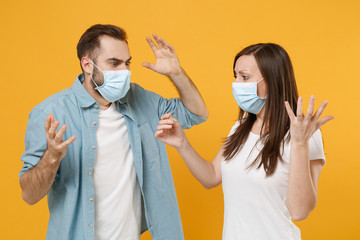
[154,113,186,148]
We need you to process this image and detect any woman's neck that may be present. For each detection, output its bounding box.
[252,107,268,135]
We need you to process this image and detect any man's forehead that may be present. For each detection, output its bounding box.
[98,34,127,45]
[98,35,130,58]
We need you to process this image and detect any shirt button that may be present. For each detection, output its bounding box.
[89,198,94,202]
[88,171,93,176]
[95,104,99,108]
[89,224,93,228]
[92,145,96,150]
[93,121,97,126]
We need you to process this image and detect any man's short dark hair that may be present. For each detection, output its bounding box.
[77,24,127,70]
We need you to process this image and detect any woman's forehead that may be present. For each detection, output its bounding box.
[235,55,258,72]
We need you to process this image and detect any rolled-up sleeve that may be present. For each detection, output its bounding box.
[19,108,48,179]
[157,97,207,129]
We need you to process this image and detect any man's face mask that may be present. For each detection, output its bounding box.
[89,59,131,102]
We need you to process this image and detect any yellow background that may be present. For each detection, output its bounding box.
[1,0,359,239]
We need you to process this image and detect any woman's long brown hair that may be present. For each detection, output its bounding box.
[223,43,299,177]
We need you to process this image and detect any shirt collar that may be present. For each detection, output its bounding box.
[71,74,97,108]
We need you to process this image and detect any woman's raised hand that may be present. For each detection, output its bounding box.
[154,113,186,148]
[285,95,334,144]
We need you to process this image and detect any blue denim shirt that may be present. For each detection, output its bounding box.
[20,74,206,240]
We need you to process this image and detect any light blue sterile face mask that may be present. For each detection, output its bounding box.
[89,59,131,102]
[232,78,266,114]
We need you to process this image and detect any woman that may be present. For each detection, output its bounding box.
[154,43,334,240]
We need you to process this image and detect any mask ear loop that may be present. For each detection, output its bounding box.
[257,78,264,84]
[88,59,104,73]
[257,78,267,99]
[88,58,104,88]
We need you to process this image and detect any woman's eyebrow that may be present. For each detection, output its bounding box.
[234,69,250,74]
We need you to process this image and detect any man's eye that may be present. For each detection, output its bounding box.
[126,61,131,66]
[242,75,248,80]
[111,62,118,66]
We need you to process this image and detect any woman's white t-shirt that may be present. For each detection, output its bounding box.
[221,121,325,240]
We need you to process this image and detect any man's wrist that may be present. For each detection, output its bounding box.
[168,68,186,82]
[43,149,63,166]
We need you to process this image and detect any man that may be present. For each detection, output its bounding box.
[19,24,208,240]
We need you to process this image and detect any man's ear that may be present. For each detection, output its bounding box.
[81,57,93,75]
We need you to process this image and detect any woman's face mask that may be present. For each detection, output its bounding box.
[232,78,266,114]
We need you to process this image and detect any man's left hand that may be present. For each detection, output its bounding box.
[142,33,182,78]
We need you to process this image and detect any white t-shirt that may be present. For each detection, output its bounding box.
[93,103,141,240]
[221,121,325,240]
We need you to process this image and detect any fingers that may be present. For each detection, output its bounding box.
[161,113,172,120]
[146,34,171,52]
[288,95,333,138]
[45,114,75,148]
[313,99,333,128]
[159,119,175,125]
[157,116,175,131]
[146,36,158,53]
[157,124,174,131]
[152,33,175,53]
[153,33,166,49]
[305,95,315,119]
[297,97,304,118]
[156,113,177,137]
[54,124,67,142]
[284,101,295,120]
[48,120,60,139]
[153,34,168,49]
[45,114,54,132]
[154,130,163,138]
[313,100,328,120]
[316,115,335,129]
[166,44,175,54]
[160,113,180,126]
[60,136,76,148]
[141,62,155,71]
[292,96,330,122]
[169,116,179,122]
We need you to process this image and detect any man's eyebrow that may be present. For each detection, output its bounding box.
[106,56,132,62]
[126,56,132,62]
[106,57,122,62]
